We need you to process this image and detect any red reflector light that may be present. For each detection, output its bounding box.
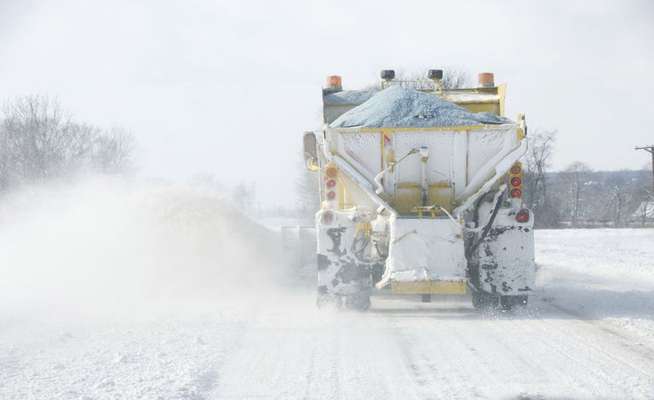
[511,177,522,187]
[326,179,336,188]
[321,211,334,225]
[510,165,521,175]
[327,191,336,200]
[510,188,522,198]
[516,209,530,223]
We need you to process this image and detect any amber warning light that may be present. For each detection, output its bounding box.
[326,75,342,91]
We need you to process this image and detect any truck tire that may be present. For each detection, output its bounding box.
[500,295,528,310]
[344,292,371,311]
[471,289,498,310]
[316,294,335,309]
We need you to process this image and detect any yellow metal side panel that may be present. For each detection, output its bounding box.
[358,126,487,133]
[393,188,421,214]
[459,103,500,115]
[497,84,507,116]
[391,280,468,295]
[517,127,525,141]
[338,176,345,209]
[429,186,453,212]
[339,173,378,210]
[392,184,455,214]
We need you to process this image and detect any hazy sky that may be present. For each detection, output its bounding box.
[1,0,653,205]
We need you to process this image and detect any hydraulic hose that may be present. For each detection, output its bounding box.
[465,186,506,259]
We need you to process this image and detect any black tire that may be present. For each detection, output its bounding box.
[471,289,498,310]
[316,293,339,309]
[500,295,528,310]
[344,292,371,311]
[499,296,512,311]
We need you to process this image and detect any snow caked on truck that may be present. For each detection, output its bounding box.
[302,69,535,310]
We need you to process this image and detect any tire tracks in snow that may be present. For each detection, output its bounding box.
[543,298,654,363]
[384,308,483,400]
[373,296,654,399]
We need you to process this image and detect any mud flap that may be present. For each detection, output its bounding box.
[316,210,373,301]
[476,210,535,297]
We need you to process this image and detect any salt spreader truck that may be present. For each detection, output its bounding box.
[302,69,535,310]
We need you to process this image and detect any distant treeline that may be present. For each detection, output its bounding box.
[525,169,652,228]
[523,130,652,228]
[0,95,134,193]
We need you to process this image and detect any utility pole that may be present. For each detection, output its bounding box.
[635,145,654,193]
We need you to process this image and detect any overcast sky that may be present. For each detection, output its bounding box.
[1,0,653,205]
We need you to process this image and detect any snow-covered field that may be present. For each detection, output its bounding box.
[1,184,654,399]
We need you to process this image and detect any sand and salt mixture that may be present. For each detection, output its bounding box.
[330,86,509,128]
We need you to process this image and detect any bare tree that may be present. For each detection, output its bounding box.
[441,69,470,90]
[635,199,653,226]
[0,95,135,192]
[524,130,555,206]
[523,130,557,226]
[364,68,470,91]
[2,96,76,183]
[232,182,256,214]
[393,68,470,90]
[563,161,593,227]
[91,127,135,174]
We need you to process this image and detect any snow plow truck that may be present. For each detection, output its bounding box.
[302,69,535,310]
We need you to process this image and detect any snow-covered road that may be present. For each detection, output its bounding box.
[2,228,654,400]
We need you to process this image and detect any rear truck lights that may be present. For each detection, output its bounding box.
[516,209,530,223]
[325,75,342,92]
[325,164,338,178]
[510,177,522,187]
[324,163,339,205]
[478,72,495,88]
[509,162,523,198]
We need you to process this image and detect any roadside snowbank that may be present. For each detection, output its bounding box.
[536,228,654,338]
[0,177,283,313]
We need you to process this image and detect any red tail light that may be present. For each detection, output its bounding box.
[508,162,523,199]
[511,177,522,187]
[324,163,339,204]
[516,209,530,223]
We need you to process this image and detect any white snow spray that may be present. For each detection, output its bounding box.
[0,176,287,315]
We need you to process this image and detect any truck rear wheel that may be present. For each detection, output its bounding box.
[316,293,336,309]
[471,290,498,310]
[500,295,528,310]
[344,292,371,311]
